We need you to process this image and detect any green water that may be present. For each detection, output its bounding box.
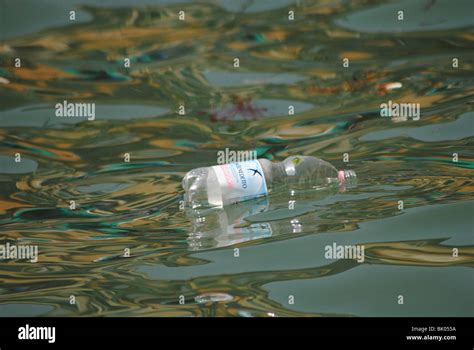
[0,0,473,317]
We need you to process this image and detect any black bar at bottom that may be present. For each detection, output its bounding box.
[0,317,472,346]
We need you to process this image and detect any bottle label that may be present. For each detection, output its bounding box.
[212,160,268,205]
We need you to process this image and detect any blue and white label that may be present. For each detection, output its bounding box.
[212,160,268,205]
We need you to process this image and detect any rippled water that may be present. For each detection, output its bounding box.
[0,0,473,317]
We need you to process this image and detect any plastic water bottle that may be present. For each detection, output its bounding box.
[182,155,356,208]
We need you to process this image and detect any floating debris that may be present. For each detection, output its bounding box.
[208,96,267,122]
[194,293,234,304]
[377,82,403,92]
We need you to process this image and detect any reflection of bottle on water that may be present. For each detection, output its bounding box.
[186,186,341,251]
[186,197,272,251]
[182,155,356,208]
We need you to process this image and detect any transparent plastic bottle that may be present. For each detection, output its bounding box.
[182,155,356,209]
